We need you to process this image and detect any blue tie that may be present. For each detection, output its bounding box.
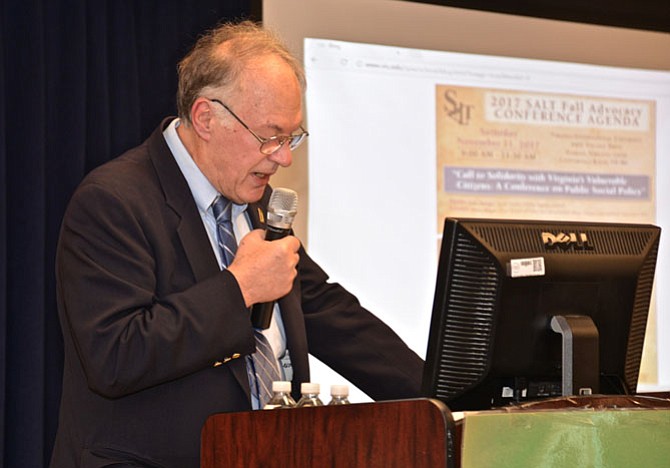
[211,196,281,408]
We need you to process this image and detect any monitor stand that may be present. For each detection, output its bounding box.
[550,315,600,396]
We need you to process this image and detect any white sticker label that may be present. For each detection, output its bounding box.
[508,257,546,278]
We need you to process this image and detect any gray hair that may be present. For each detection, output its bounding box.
[176,21,305,124]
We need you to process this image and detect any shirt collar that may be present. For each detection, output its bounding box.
[163,118,248,215]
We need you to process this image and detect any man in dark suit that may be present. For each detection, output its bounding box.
[50,21,423,468]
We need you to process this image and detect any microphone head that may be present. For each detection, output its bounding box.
[267,188,298,229]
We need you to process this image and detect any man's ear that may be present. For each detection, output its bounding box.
[190,98,216,141]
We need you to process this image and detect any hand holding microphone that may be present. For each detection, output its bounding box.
[251,188,299,329]
[227,188,299,328]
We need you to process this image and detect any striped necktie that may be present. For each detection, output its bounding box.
[211,196,281,408]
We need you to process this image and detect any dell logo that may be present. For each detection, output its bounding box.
[541,232,593,250]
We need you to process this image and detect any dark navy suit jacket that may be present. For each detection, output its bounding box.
[50,119,424,468]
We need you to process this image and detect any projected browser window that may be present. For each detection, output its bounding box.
[304,38,670,395]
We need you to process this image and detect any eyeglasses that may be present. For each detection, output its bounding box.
[208,98,309,155]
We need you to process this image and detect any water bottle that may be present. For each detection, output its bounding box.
[328,384,351,405]
[263,381,296,409]
[295,382,324,407]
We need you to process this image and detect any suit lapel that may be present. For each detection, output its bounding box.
[148,119,220,282]
[147,120,253,403]
[246,199,266,230]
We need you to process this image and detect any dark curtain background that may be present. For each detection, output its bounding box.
[0,1,256,466]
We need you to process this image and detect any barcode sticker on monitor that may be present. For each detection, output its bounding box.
[508,257,545,278]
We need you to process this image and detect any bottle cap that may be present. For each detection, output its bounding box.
[330,384,349,397]
[272,381,292,393]
[300,382,320,394]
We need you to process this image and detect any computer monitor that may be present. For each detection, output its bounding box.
[421,218,661,411]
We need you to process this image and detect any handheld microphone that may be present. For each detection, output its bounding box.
[250,187,298,329]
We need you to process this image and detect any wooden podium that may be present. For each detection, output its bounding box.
[201,398,455,468]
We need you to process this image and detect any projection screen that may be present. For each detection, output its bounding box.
[263,0,670,402]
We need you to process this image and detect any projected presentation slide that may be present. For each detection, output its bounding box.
[304,37,670,397]
[436,86,655,224]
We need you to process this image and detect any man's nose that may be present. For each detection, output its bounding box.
[268,145,293,167]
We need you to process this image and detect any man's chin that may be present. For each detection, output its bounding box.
[239,185,268,205]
